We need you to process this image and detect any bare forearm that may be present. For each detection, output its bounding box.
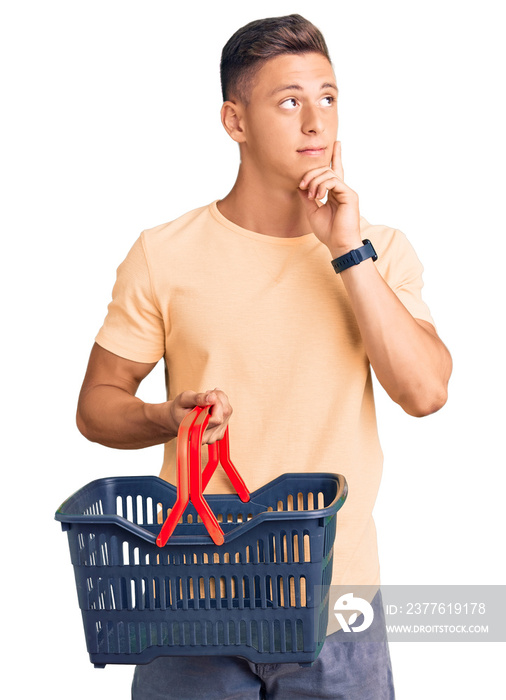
[76,351,232,448]
[298,141,452,415]
[340,259,452,416]
[77,385,176,449]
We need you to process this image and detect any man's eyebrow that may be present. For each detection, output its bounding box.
[270,82,339,96]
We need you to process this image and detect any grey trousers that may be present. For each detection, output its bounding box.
[131,590,395,699]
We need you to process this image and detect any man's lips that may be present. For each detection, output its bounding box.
[297,146,327,156]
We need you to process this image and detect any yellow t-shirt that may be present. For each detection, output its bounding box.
[95,200,434,589]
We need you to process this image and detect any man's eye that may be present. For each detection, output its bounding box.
[320,96,335,106]
[280,98,298,110]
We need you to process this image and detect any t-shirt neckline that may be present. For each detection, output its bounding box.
[209,200,317,246]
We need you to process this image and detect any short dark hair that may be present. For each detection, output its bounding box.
[220,14,331,104]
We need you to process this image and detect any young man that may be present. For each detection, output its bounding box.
[77,14,452,700]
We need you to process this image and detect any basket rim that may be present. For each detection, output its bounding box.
[55,472,347,546]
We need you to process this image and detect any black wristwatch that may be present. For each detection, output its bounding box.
[331,239,378,274]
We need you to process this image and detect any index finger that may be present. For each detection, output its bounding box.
[331,141,344,180]
[205,388,232,425]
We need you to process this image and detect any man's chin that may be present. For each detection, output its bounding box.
[295,155,330,178]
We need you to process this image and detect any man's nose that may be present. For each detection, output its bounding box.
[301,104,324,134]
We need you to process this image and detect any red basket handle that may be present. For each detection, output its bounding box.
[188,406,226,546]
[156,406,250,547]
[202,426,250,501]
[155,407,200,547]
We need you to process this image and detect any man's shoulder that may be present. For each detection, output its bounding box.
[360,215,403,246]
[359,215,415,259]
[142,202,213,240]
[134,202,219,265]
[359,215,423,279]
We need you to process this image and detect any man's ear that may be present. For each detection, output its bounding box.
[220,100,247,143]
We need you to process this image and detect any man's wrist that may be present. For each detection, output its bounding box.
[331,239,378,274]
[144,401,178,441]
[328,241,363,260]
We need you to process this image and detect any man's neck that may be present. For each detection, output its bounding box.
[216,167,312,238]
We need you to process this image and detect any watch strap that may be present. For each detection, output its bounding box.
[331,239,378,274]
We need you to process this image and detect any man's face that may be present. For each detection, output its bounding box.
[238,52,338,188]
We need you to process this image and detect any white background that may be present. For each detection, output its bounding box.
[2,1,505,697]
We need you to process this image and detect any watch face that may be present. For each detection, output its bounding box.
[364,240,378,262]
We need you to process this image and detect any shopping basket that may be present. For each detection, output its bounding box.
[55,407,348,667]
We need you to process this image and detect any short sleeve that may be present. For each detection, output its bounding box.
[95,234,166,363]
[375,228,435,327]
